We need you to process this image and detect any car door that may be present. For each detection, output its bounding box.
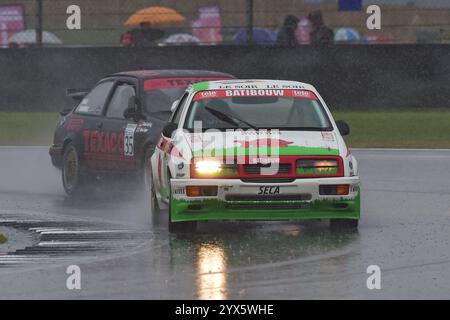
[72,79,115,170]
[102,79,139,171]
[157,91,189,198]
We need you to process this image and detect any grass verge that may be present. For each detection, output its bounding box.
[0,112,59,146]
[334,111,450,148]
[0,111,449,148]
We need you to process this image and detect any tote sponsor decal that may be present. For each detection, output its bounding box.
[194,89,317,100]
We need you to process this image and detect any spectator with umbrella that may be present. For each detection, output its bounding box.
[308,10,334,44]
[163,33,200,45]
[233,28,277,45]
[334,28,360,42]
[122,22,165,47]
[8,29,62,48]
[276,15,300,47]
[121,6,185,47]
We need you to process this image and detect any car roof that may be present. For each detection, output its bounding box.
[191,79,317,92]
[109,69,234,80]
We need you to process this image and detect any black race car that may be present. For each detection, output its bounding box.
[49,69,234,195]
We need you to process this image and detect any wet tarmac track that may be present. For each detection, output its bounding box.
[0,147,449,299]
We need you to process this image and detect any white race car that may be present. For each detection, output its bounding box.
[146,80,360,232]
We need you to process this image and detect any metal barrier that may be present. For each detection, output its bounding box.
[1,44,450,111]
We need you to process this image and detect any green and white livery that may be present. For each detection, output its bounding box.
[148,80,360,232]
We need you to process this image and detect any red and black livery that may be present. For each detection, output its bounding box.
[49,69,234,195]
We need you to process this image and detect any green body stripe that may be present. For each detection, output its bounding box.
[193,146,339,158]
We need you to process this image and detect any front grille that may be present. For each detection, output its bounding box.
[223,163,238,170]
[225,202,311,210]
[243,163,291,175]
[225,194,312,202]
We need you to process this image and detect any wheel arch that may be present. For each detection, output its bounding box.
[62,138,73,154]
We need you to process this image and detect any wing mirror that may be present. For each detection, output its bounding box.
[162,122,178,138]
[335,120,350,136]
[59,108,73,116]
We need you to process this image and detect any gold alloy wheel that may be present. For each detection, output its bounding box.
[64,148,78,191]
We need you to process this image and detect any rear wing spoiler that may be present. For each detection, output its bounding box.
[66,88,89,101]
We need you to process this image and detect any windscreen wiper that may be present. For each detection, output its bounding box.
[205,107,258,130]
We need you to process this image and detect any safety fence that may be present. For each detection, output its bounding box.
[1,0,450,47]
[1,44,450,111]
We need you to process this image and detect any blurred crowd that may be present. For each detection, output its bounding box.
[119,9,335,47]
[276,10,334,46]
[5,1,450,48]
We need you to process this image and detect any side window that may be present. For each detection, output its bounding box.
[75,81,114,115]
[171,92,189,124]
[106,83,136,119]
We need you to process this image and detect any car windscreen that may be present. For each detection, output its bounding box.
[184,89,332,131]
[144,88,184,114]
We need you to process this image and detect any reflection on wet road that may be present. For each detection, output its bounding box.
[196,243,227,299]
[163,222,358,299]
[0,147,449,299]
[173,225,359,300]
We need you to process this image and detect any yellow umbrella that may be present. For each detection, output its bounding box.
[125,6,185,26]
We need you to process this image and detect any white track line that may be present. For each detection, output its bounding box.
[0,146,48,149]
[39,230,132,235]
[29,228,65,233]
[38,241,106,246]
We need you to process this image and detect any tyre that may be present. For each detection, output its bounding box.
[330,219,359,230]
[62,143,84,196]
[143,147,159,214]
[168,184,196,233]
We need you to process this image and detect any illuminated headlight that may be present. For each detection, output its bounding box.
[296,159,339,174]
[195,160,223,175]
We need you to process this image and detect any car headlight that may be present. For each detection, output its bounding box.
[194,160,223,175]
[296,159,339,174]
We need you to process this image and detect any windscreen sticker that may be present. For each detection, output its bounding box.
[193,89,318,101]
[144,77,230,91]
[77,105,90,112]
[124,124,137,156]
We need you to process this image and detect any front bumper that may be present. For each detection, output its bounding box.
[170,177,360,222]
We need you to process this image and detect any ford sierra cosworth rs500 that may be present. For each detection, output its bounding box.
[148,79,360,232]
